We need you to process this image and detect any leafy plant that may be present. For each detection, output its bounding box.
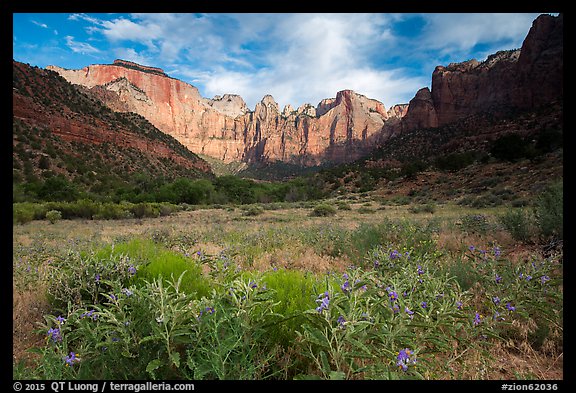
[45,210,62,224]
[310,204,337,217]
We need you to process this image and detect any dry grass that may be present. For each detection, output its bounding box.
[13,285,50,366]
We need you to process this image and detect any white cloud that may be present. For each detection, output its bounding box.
[31,20,48,28]
[63,13,541,111]
[113,47,153,66]
[418,13,542,58]
[64,35,102,55]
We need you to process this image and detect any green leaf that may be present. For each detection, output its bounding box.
[146,359,162,377]
[170,352,181,368]
[346,336,372,355]
[329,370,346,380]
[302,324,330,349]
[319,350,331,374]
[139,335,162,345]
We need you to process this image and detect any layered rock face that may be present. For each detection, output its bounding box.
[403,13,562,130]
[13,60,212,175]
[48,62,403,166]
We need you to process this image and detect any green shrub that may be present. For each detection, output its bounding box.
[130,202,160,219]
[13,204,36,224]
[490,133,531,162]
[45,210,62,224]
[534,181,563,240]
[13,202,48,224]
[434,152,476,171]
[460,214,490,235]
[242,205,264,217]
[93,203,133,220]
[499,208,533,242]
[260,269,319,345]
[408,204,436,214]
[115,239,212,299]
[310,204,337,217]
[336,202,352,210]
[357,206,374,214]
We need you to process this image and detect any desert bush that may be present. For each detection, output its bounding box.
[242,205,264,217]
[534,181,563,240]
[129,202,160,219]
[310,204,337,217]
[408,203,436,214]
[13,203,37,224]
[45,210,62,224]
[460,214,490,235]
[336,202,352,210]
[499,208,533,242]
[92,203,133,220]
[357,206,374,214]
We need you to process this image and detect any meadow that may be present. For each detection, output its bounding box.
[13,196,563,380]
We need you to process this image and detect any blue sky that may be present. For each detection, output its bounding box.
[12,13,553,111]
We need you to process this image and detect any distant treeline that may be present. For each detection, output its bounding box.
[13,173,328,206]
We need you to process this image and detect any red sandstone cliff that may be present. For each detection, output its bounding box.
[402,13,562,130]
[14,60,212,175]
[48,61,401,166]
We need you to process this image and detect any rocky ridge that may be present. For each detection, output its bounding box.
[402,13,563,130]
[47,63,406,166]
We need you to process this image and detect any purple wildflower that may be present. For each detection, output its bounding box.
[81,309,98,320]
[95,273,101,283]
[316,292,330,313]
[374,260,380,268]
[405,306,414,319]
[341,280,351,294]
[493,246,501,257]
[337,315,346,329]
[473,312,482,326]
[392,304,400,314]
[421,302,427,309]
[249,281,257,289]
[198,306,216,319]
[525,275,532,281]
[396,348,417,372]
[469,245,475,252]
[417,265,424,275]
[389,250,400,260]
[121,288,133,297]
[64,352,80,367]
[47,327,62,343]
[506,302,516,312]
[540,275,550,285]
[492,296,501,306]
[55,315,66,325]
[456,301,463,310]
[388,290,398,302]
[495,274,502,284]
[128,265,137,275]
